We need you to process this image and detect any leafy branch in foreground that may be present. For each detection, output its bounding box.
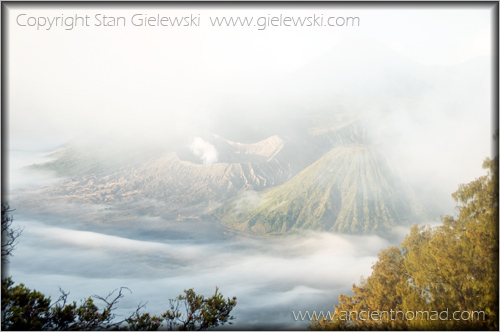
[1,278,237,331]
[162,287,237,331]
[310,157,498,330]
[1,202,237,330]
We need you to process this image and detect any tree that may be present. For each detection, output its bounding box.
[2,278,237,331]
[2,203,23,263]
[310,157,498,330]
[1,278,131,330]
[162,287,237,331]
[1,203,237,330]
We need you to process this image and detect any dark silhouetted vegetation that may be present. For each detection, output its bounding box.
[2,203,22,263]
[1,203,236,331]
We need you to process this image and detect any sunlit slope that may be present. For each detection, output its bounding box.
[215,144,426,235]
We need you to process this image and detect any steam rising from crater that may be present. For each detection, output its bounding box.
[189,137,219,165]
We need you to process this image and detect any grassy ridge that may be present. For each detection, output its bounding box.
[215,144,427,235]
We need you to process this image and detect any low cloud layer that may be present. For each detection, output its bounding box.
[7,212,394,330]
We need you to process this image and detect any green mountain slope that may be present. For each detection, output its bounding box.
[214,144,427,235]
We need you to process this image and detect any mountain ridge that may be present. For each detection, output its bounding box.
[214,143,428,235]
[23,112,431,235]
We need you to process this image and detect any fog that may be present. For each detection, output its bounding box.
[6,149,413,330]
[8,207,397,330]
[4,3,496,330]
[8,6,494,201]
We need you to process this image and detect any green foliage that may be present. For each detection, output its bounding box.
[1,279,131,330]
[1,278,237,331]
[310,157,498,330]
[163,287,237,331]
[1,278,52,330]
[124,310,164,331]
[2,199,237,331]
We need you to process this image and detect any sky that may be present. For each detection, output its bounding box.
[6,2,495,207]
[6,3,494,147]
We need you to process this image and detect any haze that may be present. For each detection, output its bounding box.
[4,3,496,330]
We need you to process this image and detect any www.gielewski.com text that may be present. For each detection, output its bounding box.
[15,13,360,30]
